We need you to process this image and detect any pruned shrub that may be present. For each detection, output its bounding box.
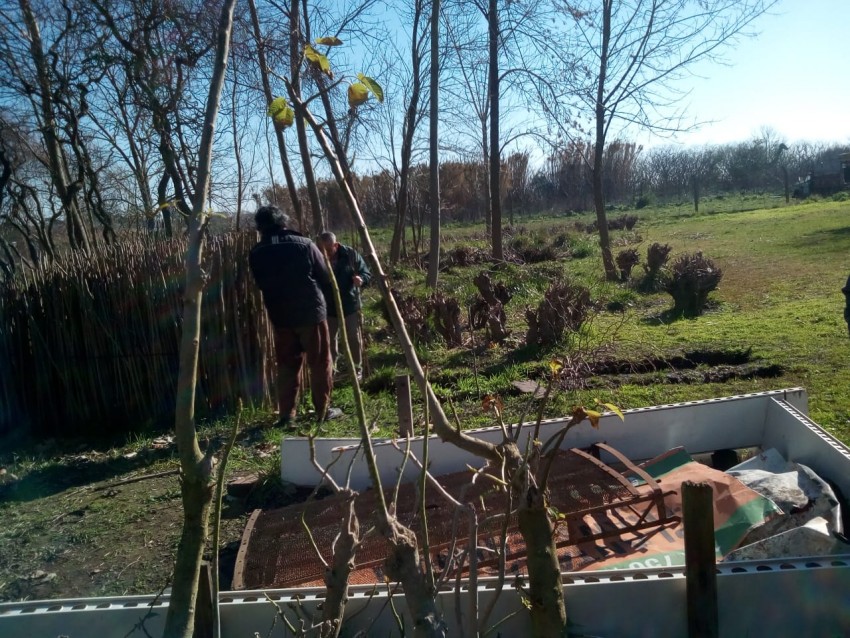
[470,271,511,343]
[635,194,655,209]
[525,280,591,347]
[508,233,559,264]
[609,214,638,231]
[386,289,432,343]
[444,245,487,268]
[615,248,640,282]
[429,292,463,347]
[638,242,672,292]
[645,242,672,277]
[577,214,638,234]
[662,252,723,317]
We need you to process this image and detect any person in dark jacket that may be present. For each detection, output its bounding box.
[249,206,341,426]
[318,231,371,381]
[843,274,850,337]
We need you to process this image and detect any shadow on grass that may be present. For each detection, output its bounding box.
[640,300,724,325]
[0,445,177,503]
[793,226,850,251]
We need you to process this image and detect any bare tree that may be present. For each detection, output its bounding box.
[426,0,441,288]
[559,0,777,280]
[246,0,305,230]
[162,0,238,636]
[290,0,325,235]
[4,0,120,252]
[389,0,428,264]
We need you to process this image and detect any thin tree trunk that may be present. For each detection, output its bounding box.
[426,0,440,288]
[231,51,245,231]
[517,491,567,637]
[320,497,358,638]
[390,0,424,265]
[19,0,91,253]
[783,165,789,203]
[482,122,491,235]
[157,173,175,237]
[247,0,304,231]
[488,0,503,261]
[163,0,237,636]
[692,174,699,213]
[290,0,324,236]
[594,0,617,281]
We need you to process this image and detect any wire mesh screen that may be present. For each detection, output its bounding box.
[233,445,673,589]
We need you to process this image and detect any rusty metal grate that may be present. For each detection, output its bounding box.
[232,444,676,590]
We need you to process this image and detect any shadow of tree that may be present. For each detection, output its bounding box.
[0,446,177,503]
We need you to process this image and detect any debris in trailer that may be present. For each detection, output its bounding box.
[724,516,850,561]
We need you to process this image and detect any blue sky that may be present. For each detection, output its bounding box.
[647,0,850,148]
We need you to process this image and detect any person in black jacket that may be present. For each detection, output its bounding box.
[318,231,371,381]
[843,274,850,337]
[249,206,341,426]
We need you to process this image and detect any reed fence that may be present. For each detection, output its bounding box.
[0,232,277,437]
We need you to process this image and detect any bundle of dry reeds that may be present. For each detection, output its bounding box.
[0,232,276,437]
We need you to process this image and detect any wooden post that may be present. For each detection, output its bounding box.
[683,481,718,638]
[395,373,413,438]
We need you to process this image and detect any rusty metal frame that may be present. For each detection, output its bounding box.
[232,508,261,591]
[233,443,680,590]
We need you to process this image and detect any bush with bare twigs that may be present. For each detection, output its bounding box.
[470,271,512,343]
[662,252,723,317]
[525,280,592,347]
[429,291,464,347]
[615,248,640,282]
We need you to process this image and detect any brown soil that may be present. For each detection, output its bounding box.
[0,429,295,603]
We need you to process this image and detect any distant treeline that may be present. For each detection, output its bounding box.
[259,137,848,234]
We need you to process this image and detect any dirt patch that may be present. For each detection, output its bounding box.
[585,347,786,388]
[592,347,753,375]
[0,469,193,601]
[0,427,302,603]
[587,362,785,389]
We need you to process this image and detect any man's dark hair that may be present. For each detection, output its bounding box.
[254,206,290,234]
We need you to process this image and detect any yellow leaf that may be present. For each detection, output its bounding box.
[356,73,384,103]
[315,36,343,46]
[304,44,332,77]
[584,409,601,429]
[274,106,294,128]
[548,359,562,374]
[304,44,321,63]
[348,82,369,107]
[600,401,625,421]
[267,96,288,118]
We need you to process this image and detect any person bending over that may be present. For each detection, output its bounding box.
[249,206,341,426]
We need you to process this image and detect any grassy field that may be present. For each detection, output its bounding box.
[1,193,849,602]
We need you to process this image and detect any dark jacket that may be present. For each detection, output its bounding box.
[249,229,330,328]
[843,275,850,323]
[328,244,371,318]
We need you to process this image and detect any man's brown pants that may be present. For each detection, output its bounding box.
[272,321,332,420]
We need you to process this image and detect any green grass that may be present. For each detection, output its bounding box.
[332,196,850,443]
[2,192,849,601]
